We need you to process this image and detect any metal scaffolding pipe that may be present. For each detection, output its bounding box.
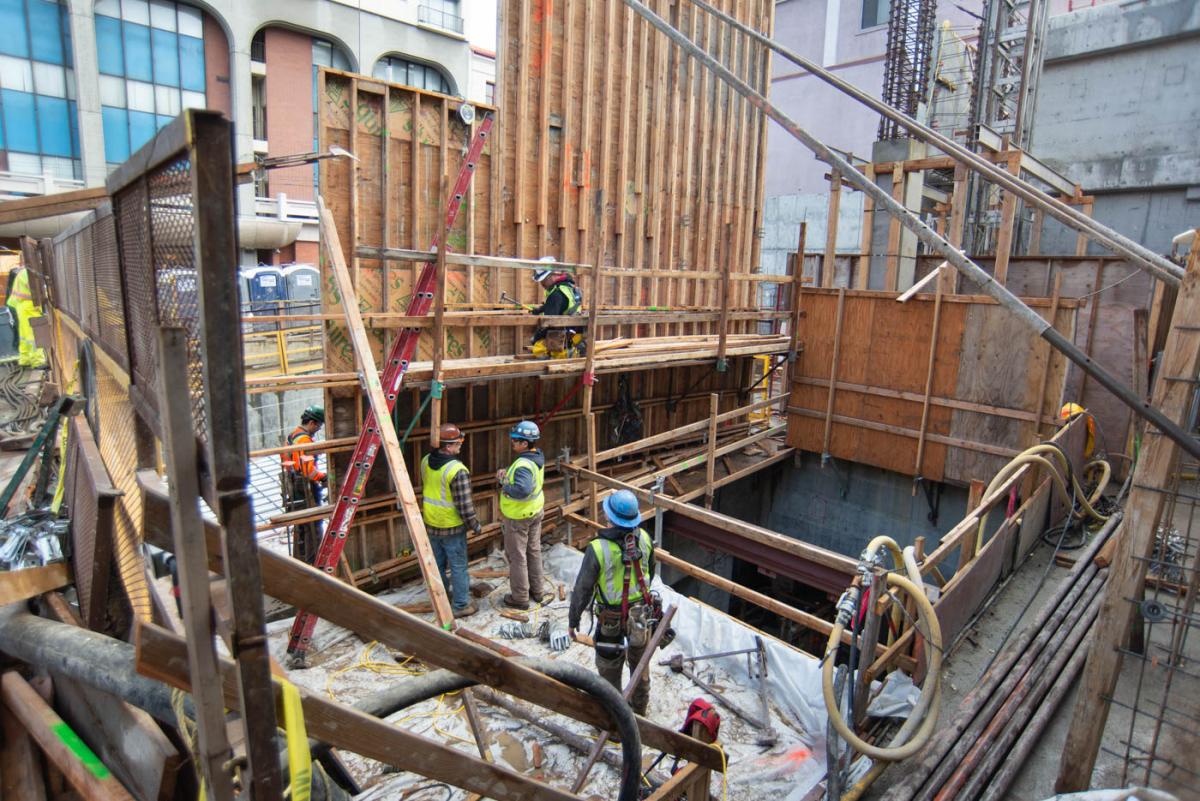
[680,0,1184,287]
[622,0,1200,464]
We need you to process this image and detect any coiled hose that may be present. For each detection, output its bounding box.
[974,443,1112,552]
[335,657,643,801]
[822,537,944,763]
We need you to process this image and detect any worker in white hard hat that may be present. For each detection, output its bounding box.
[529,256,585,359]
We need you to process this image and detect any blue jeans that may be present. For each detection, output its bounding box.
[429,532,470,610]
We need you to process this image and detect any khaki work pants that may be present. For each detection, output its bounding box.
[502,510,545,604]
[595,606,650,715]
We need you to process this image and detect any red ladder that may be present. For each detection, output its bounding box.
[287,113,494,658]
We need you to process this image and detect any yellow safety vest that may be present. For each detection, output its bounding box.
[590,528,653,606]
[6,268,33,308]
[499,455,544,519]
[421,454,468,529]
[547,282,581,315]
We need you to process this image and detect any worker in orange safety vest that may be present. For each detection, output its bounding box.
[282,405,326,564]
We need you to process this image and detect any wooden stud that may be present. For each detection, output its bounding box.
[704,393,719,508]
[960,479,986,567]
[992,149,1023,286]
[912,270,944,482]
[885,170,905,291]
[1075,199,1094,257]
[1077,259,1107,404]
[536,0,552,230]
[823,170,841,288]
[1032,273,1063,441]
[821,287,847,456]
[857,164,875,290]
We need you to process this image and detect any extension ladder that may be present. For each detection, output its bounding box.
[287,113,494,659]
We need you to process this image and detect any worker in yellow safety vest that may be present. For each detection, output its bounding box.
[567,489,657,714]
[496,420,552,609]
[282,406,326,564]
[4,265,46,368]
[529,257,585,359]
[420,422,482,618]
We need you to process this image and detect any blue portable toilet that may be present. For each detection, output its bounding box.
[244,266,285,331]
[282,263,320,329]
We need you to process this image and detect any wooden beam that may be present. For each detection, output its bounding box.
[1056,248,1200,792]
[136,475,723,770]
[319,198,455,625]
[704,393,718,508]
[788,407,1022,459]
[0,686,47,801]
[1,672,135,801]
[856,166,873,289]
[133,623,575,801]
[0,186,107,225]
[0,564,69,606]
[1032,273,1063,440]
[992,150,1023,286]
[568,465,856,575]
[790,377,1053,426]
[885,170,905,290]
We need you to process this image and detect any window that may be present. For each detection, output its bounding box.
[484,80,495,105]
[418,0,463,35]
[0,0,80,179]
[95,0,207,167]
[372,56,452,95]
[250,29,265,63]
[862,0,890,29]
[251,74,266,140]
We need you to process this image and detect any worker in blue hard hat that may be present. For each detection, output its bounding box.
[497,419,552,609]
[568,488,657,715]
[529,256,585,359]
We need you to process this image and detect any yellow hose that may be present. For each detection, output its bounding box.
[821,572,943,762]
[975,445,1111,551]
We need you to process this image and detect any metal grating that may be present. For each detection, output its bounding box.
[114,177,160,411]
[90,212,130,370]
[64,416,118,631]
[76,217,97,336]
[146,153,207,443]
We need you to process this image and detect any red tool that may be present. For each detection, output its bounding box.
[287,114,494,660]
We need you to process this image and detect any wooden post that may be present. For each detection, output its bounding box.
[0,684,47,801]
[716,221,734,370]
[704,393,719,509]
[783,223,807,414]
[587,412,599,523]
[912,270,944,482]
[856,165,874,289]
[581,191,606,416]
[960,479,985,567]
[1029,207,1043,256]
[822,288,847,458]
[319,199,455,624]
[1075,198,1094,257]
[1077,259,1108,404]
[947,164,968,293]
[992,149,1023,286]
[1056,247,1200,792]
[885,170,905,291]
[1032,273,1063,441]
[431,177,450,448]
[823,170,841,288]
[155,327,236,800]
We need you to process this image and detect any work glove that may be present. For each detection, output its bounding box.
[498,621,534,639]
[548,620,570,652]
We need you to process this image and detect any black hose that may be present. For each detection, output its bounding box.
[346,658,643,801]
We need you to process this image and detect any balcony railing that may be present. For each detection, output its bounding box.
[418,4,464,34]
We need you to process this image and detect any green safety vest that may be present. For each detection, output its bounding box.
[590,528,653,605]
[499,455,544,519]
[421,454,468,529]
[547,282,581,315]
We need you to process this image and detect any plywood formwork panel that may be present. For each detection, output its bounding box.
[786,289,1078,486]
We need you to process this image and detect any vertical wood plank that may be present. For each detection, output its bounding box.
[857,164,875,290]
[823,171,841,288]
[822,287,846,456]
[912,269,944,479]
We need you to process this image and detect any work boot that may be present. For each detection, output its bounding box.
[453,601,478,618]
[530,590,555,606]
[502,593,530,610]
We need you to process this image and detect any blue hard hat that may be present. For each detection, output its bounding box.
[510,420,541,442]
[602,489,641,529]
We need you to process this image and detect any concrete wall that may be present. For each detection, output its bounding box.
[1031,0,1200,254]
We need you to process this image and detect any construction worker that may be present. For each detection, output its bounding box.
[282,406,326,564]
[567,489,656,715]
[496,420,552,609]
[529,257,585,359]
[420,423,482,618]
[1060,402,1096,458]
[4,264,45,368]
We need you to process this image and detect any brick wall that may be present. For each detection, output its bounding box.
[203,15,231,117]
[264,27,315,202]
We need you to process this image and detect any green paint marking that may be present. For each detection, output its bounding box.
[52,723,110,780]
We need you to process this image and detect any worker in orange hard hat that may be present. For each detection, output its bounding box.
[420,423,482,617]
[1060,402,1096,458]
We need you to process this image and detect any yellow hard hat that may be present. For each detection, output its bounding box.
[1060,402,1086,420]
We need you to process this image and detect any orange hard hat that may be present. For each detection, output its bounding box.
[439,423,464,444]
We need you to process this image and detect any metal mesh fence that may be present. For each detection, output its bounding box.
[146,154,207,443]
[114,178,159,407]
[91,212,129,369]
